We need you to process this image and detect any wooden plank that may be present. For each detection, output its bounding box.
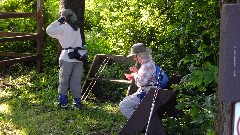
[0,55,37,66]
[86,77,131,84]
[219,4,240,101]
[0,34,38,43]
[119,89,156,135]
[81,54,109,99]
[0,31,36,37]
[0,12,39,19]
[81,54,135,100]
[81,54,105,97]
[119,87,179,134]
[107,55,135,64]
[146,114,167,135]
[87,54,106,78]
[85,54,134,78]
[0,52,36,57]
[92,54,134,64]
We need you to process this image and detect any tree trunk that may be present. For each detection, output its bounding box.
[60,0,85,45]
[215,100,233,135]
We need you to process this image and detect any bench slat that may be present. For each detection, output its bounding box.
[119,89,177,134]
[86,77,131,84]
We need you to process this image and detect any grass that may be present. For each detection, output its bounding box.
[0,63,217,135]
[0,65,126,135]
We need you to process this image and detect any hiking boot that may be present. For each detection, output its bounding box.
[72,98,82,110]
[58,103,68,109]
[72,103,82,110]
[58,94,69,109]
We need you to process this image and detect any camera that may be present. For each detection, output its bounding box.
[67,47,87,61]
[74,48,81,60]
[67,48,75,59]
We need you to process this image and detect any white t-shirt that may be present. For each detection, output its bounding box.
[46,20,84,62]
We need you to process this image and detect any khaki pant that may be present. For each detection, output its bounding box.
[119,86,155,119]
[58,60,83,99]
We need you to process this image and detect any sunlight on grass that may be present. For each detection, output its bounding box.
[102,103,121,113]
[0,90,12,98]
[0,103,26,135]
[1,117,26,135]
[0,103,10,114]
[0,120,26,135]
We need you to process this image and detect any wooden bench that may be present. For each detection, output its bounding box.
[119,75,182,135]
[81,54,182,134]
[81,54,135,100]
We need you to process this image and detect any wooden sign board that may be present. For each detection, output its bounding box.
[218,4,240,101]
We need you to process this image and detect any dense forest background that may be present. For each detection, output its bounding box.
[0,0,220,134]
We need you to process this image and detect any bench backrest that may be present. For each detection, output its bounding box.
[164,75,182,90]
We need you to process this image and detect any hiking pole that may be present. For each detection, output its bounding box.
[81,57,110,100]
[145,69,163,134]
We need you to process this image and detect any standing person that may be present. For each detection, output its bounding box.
[119,43,157,119]
[46,9,87,110]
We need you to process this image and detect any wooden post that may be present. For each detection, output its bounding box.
[37,0,43,73]
[217,4,240,135]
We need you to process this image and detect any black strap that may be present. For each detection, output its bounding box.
[62,47,84,50]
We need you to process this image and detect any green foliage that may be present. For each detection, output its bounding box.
[0,0,37,31]
[163,93,216,135]
[1,0,221,134]
[85,0,172,57]
[84,0,220,76]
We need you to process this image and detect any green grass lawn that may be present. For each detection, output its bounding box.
[0,64,216,135]
[0,66,126,135]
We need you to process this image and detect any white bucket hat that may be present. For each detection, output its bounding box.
[128,43,152,57]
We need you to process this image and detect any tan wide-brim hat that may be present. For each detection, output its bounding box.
[127,43,152,57]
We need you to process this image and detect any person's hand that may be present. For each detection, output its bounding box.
[129,66,138,73]
[124,73,134,80]
[58,16,66,24]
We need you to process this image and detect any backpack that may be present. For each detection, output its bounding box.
[138,64,169,101]
[155,64,169,89]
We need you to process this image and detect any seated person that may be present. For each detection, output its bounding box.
[119,43,158,119]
